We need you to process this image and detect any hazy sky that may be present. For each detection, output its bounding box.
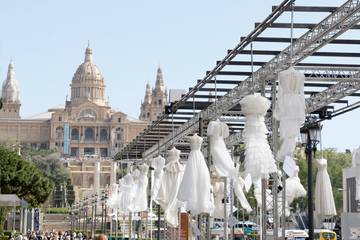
[0,0,359,151]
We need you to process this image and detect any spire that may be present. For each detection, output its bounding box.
[84,42,93,62]
[155,66,165,91]
[144,82,152,104]
[1,61,20,103]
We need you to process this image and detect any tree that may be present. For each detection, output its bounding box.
[0,146,53,232]
[21,147,75,206]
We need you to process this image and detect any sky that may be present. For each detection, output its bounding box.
[0,0,359,152]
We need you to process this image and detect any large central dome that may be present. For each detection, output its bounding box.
[70,46,106,106]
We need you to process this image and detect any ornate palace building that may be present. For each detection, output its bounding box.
[0,46,165,158]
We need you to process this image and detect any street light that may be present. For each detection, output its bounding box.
[300,121,322,240]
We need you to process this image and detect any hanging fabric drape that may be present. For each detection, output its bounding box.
[284,165,306,216]
[156,147,185,227]
[150,155,166,202]
[207,120,252,212]
[240,94,277,182]
[117,173,136,214]
[315,158,336,218]
[274,67,305,160]
[352,147,360,200]
[133,164,149,212]
[107,183,119,210]
[178,134,214,215]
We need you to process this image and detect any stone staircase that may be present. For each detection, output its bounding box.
[42,213,71,232]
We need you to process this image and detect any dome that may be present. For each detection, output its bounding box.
[70,46,106,105]
[72,47,104,83]
[1,62,20,103]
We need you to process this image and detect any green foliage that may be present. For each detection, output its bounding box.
[21,147,75,206]
[0,146,53,233]
[45,207,70,214]
[292,148,351,214]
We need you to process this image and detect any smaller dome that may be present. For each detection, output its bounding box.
[1,62,20,103]
[72,47,104,83]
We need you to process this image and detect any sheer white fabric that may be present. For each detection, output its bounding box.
[240,94,277,182]
[133,164,149,212]
[207,120,237,178]
[118,174,136,214]
[106,183,119,210]
[156,147,185,227]
[253,179,273,209]
[178,134,214,215]
[352,147,360,200]
[207,120,252,211]
[315,158,336,217]
[233,176,252,212]
[274,67,305,160]
[284,165,306,216]
[212,181,226,218]
[150,156,166,202]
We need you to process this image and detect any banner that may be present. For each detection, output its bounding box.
[63,123,69,155]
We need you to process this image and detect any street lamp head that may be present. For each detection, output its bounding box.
[300,121,322,145]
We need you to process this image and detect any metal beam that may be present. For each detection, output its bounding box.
[272,5,338,12]
[142,0,360,159]
[243,36,360,45]
[255,22,360,29]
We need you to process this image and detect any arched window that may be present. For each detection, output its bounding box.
[84,127,95,141]
[71,128,79,140]
[56,127,64,140]
[100,128,108,141]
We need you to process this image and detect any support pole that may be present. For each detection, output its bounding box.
[306,135,314,240]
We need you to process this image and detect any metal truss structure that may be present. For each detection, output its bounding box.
[115,0,360,239]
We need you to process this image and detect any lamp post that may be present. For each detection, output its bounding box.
[300,121,322,240]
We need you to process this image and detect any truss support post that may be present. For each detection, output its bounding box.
[261,179,267,240]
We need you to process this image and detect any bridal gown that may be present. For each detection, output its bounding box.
[207,119,237,179]
[107,183,119,210]
[207,120,252,212]
[240,94,277,182]
[118,173,136,214]
[315,158,336,217]
[133,164,149,212]
[150,155,166,202]
[156,147,185,227]
[274,67,305,160]
[284,165,306,216]
[178,134,214,215]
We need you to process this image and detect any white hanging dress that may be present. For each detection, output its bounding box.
[315,158,336,218]
[207,120,237,179]
[240,94,277,182]
[133,164,149,212]
[156,147,185,227]
[150,156,166,202]
[107,183,119,210]
[207,120,252,212]
[178,134,214,215]
[118,173,136,214]
[284,165,306,216]
[274,67,305,160]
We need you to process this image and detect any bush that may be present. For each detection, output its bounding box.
[46,207,70,214]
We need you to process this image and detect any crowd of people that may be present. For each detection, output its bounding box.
[10,231,108,240]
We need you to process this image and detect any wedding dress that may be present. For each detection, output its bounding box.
[178,134,214,215]
[240,94,277,182]
[133,164,149,212]
[156,147,185,227]
[118,173,136,214]
[107,183,119,210]
[207,119,237,179]
[274,67,305,160]
[150,155,166,202]
[207,120,252,212]
[315,158,336,217]
[284,165,306,216]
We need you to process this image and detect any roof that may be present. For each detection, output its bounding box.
[0,194,27,207]
[27,111,54,120]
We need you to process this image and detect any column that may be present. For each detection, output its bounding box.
[94,161,101,196]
